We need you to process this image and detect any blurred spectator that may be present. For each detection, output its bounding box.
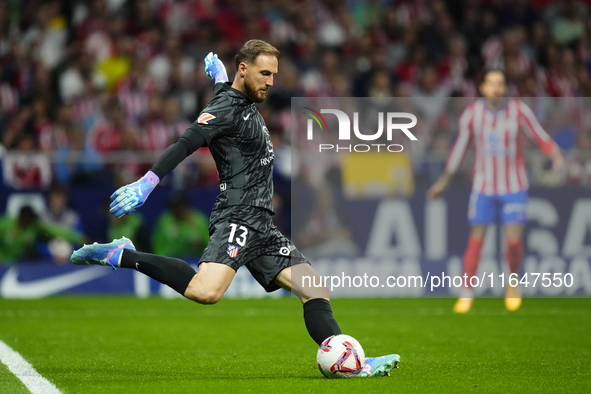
[148,33,194,92]
[544,47,578,97]
[1,108,30,150]
[385,27,417,70]
[496,0,539,29]
[162,96,190,139]
[76,0,111,61]
[410,65,451,121]
[578,16,591,70]
[54,126,104,186]
[127,0,159,37]
[565,131,591,186]
[159,0,210,38]
[59,51,106,103]
[368,70,394,98]
[30,98,59,150]
[116,54,155,122]
[89,101,138,154]
[96,32,132,91]
[21,0,68,70]
[151,191,209,258]
[71,77,104,132]
[267,60,301,112]
[140,95,170,152]
[3,134,51,189]
[438,34,469,92]
[0,79,19,123]
[172,146,219,188]
[550,0,586,45]
[420,5,456,59]
[0,205,83,265]
[527,21,548,64]
[40,183,85,263]
[395,45,428,86]
[482,26,533,80]
[300,51,340,97]
[38,104,72,153]
[42,183,83,232]
[0,0,590,194]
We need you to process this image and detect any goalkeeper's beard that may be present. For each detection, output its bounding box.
[244,77,268,103]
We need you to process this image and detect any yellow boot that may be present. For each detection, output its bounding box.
[505,285,522,311]
[453,297,473,313]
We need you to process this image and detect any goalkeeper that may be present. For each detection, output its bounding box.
[71,40,399,377]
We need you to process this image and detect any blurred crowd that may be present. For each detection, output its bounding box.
[0,186,210,265]
[2,0,591,263]
[0,0,591,191]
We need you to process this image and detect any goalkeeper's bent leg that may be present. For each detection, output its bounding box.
[274,265,342,345]
[120,250,196,295]
[303,298,342,345]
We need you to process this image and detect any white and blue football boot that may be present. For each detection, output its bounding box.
[356,354,401,377]
[71,237,135,270]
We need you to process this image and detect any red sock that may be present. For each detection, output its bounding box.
[463,236,484,288]
[506,240,524,275]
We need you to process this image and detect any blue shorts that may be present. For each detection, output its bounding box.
[468,191,528,225]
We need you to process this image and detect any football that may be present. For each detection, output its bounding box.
[317,334,365,378]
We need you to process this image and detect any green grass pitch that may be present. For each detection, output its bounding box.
[1,297,590,393]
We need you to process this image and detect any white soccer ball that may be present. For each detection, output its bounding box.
[317,334,365,378]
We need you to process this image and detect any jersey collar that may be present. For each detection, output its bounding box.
[219,82,254,104]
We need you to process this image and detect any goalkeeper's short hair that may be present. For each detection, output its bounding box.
[235,40,280,70]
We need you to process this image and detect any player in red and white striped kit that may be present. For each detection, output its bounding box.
[427,69,564,313]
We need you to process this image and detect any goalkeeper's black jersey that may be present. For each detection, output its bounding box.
[187,82,275,214]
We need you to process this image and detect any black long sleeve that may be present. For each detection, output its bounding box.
[150,127,207,180]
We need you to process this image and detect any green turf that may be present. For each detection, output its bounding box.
[0,297,590,393]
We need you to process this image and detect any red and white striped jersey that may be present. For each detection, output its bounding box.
[445,98,557,196]
[0,83,19,112]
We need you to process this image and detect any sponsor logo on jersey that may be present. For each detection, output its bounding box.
[279,246,290,256]
[227,244,240,258]
[260,156,273,166]
[198,113,216,124]
[243,113,251,121]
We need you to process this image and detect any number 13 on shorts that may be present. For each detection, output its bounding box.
[228,223,248,246]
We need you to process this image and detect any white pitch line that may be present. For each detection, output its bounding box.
[0,340,62,394]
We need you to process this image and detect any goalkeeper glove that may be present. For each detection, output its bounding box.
[204,52,228,84]
[109,171,160,218]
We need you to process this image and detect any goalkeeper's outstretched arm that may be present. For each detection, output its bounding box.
[110,52,229,217]
[109,130,207,218]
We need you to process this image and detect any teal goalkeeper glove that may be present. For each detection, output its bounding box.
[204,52,228,84]
[109,171,160,218]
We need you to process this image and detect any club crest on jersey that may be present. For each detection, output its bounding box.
[227,244,239,258]
[198,113,216,124]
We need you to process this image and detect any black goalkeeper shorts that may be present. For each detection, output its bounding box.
[199,205,310,292]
